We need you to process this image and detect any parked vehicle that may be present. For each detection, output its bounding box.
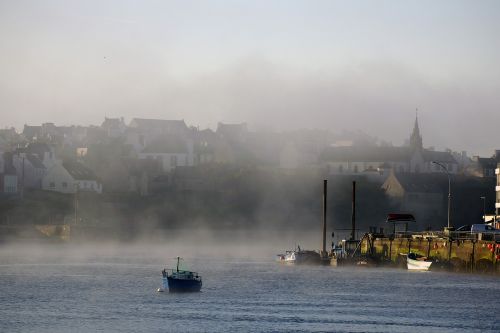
[470,224,500,234]
[455,225,471,232]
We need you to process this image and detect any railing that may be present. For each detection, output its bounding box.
[391,231,500,241]
[393,231,443,239]
[162,268,201,280]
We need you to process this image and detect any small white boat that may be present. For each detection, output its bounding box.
[405,253,433,271]
[276,247,321,265]
[276,250,297,264]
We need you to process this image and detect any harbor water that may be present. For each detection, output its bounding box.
[0,246,498,333]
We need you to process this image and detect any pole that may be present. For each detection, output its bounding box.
[351,181,356,240]
[447,176,451,228]
[322,179,327,256]
[480,197,485,223]
[21,156,25,199]
[74,185,78,225]
[432,161,451,229]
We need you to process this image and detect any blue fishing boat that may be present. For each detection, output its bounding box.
[161,257,202,292]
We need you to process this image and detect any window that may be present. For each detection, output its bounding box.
[49,182,55,188]
[171,155,177,167]
[353,165,358,173]
[62,182,67,188]
[338,165,343,173]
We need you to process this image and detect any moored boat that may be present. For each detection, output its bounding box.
[162,257,202,292]
[276,247,321,265]
[405,252,433,271]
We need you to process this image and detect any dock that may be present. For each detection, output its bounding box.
[353,230,500,274]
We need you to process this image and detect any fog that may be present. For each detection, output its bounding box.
[1,1,500,155]
[0,228,326,262]
[0,1,497,254]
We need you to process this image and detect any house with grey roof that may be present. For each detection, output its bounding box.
[42,160,102,194]
[0,135,8,151]
[101,117,126,138]
[126,118,190,155]
[12,153,46,189]
[0,152,18,194]
[468,151,500,178]
[0,128,20,150]
[22,125,42,141]
[138,135,194,172]
[382,171,446,229]
[188,128,217,165]
[21,142,58,168]
[129,118,188,136]
[216,122,248,143]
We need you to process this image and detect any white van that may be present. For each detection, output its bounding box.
[470,224,500,233]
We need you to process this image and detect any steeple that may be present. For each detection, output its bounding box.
[410,110,423,151]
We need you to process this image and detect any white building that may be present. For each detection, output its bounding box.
[138,137,194,173]
[42,161,102,194]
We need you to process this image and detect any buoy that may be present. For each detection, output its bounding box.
[157,288,164,292]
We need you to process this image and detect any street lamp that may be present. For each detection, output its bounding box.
[432,161,451,229]
[480,196,486,223]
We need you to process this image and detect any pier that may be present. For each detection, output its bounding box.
[354,230,500,274]
[326,227,500,274]
[318,179,500,274]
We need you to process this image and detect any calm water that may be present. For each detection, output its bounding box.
[0,247,498,333]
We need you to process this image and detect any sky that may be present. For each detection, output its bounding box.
[0,0,499,155]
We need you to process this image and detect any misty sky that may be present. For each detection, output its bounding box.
[1,0,499,155]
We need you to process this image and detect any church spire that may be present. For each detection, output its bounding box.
[410,109,423,151]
